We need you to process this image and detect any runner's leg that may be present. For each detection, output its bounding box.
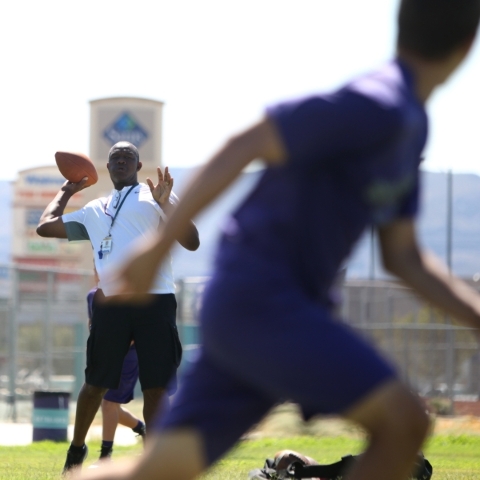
[342,379,430,480]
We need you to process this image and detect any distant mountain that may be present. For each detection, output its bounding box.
[344,171,480,279]
[168,167,262,278]
[171,169,480,280]
[420,172,480,275]
[2,170,480,279]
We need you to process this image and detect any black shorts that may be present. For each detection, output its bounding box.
[86,289,182,391]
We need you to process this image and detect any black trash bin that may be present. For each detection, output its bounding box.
[32,391,70,442]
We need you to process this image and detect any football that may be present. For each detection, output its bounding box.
[55,151,98,187]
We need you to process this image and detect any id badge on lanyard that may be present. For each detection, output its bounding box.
[98,184,137,260]
[98,236,112,259]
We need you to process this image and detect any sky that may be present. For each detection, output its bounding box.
[1,0,480,182]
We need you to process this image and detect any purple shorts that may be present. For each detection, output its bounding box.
[103,345,138,404]
[156,272,397,465]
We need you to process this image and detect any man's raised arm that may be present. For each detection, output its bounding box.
[36,177,88,239]
[146,166,200,252]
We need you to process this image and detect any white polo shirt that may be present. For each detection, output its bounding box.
[62,182,175,296]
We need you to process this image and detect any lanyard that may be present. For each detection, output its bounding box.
[107,183,138,235]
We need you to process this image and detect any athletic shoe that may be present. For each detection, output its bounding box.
[62,444,88,476]
[99,446,113,460]
[133,423,146,443]
[86,447,113,469]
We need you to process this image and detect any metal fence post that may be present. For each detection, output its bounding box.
[7,266,19,422]
[445,325,455,402]
[44,270,54,390]
[73,273,90,400]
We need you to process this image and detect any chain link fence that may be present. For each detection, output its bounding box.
[0,264,479,421]
[342,280,480,401]
[0,264,92,421]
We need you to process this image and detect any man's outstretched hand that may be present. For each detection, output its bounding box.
[147,166,174,207]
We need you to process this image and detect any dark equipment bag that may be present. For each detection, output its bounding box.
[248,449,432,480]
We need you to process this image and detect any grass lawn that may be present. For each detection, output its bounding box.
[0,435,480,480]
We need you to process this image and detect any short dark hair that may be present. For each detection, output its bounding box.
[397,0,480,59]
[108,141,140,162]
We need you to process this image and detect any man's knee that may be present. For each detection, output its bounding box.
[382,390,430,444]
[345,380,430,444]
[143,388,167,413]
[143,387,166,400]
[101,398,120,413]
[81,383,108,400]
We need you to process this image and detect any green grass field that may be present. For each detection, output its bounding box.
[1,434,480,480]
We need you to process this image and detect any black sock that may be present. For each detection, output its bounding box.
[69,443,86,453]
[132,420,145,434]
[101,440,113,449]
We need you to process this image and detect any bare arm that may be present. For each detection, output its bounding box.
[379,218,480,329]
[119,117,287,295]
[36,178,89,238]
[159,202,200,251]
[147,166,200,251]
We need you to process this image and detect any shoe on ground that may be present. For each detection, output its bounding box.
[134,424,146,443]
[99,446,113,460]
[87,448,113,469]
[62,444,88,476]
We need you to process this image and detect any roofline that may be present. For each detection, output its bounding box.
[89,96,165,106]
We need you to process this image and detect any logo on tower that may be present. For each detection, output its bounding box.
[103,112,149,148]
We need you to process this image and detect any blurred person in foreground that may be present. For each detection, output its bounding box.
[76,1,480,480]
[36,141,199,474]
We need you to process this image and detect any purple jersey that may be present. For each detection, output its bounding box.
[156,60,427,465]
[215,60,427,304]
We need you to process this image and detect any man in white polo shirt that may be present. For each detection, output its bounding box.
[36,141,200,475]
